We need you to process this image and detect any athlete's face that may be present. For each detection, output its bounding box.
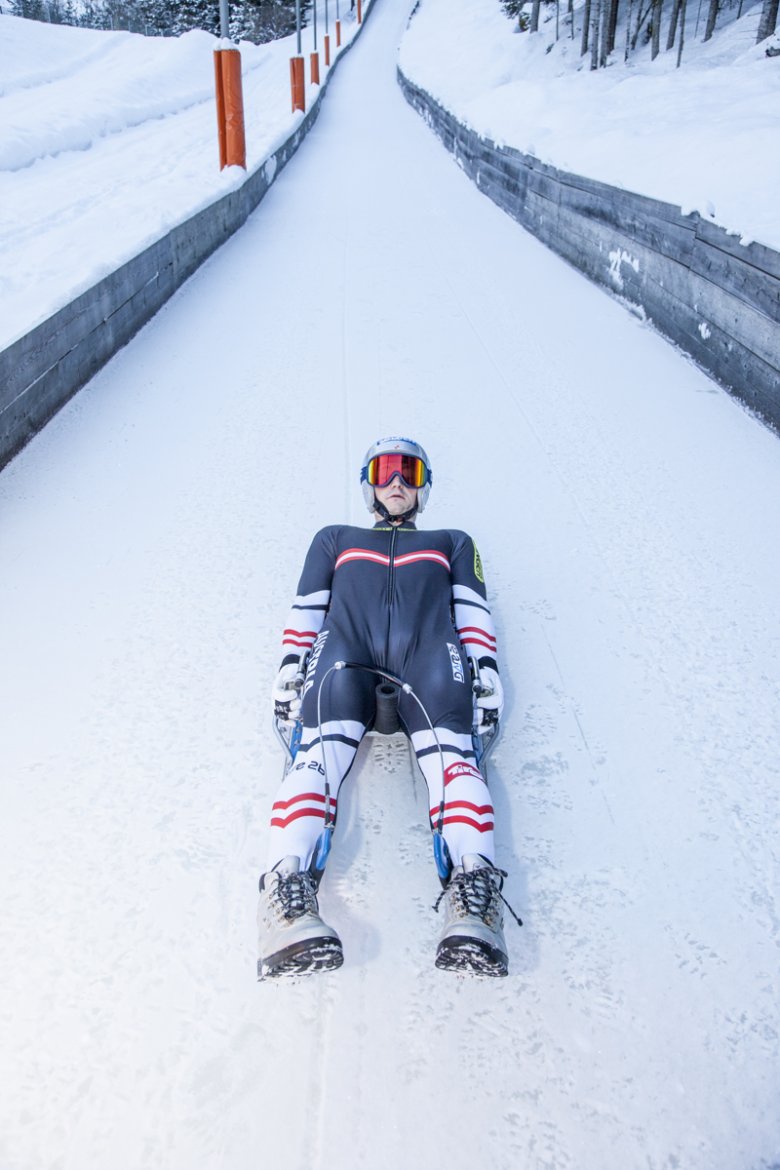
[374,474,418,517]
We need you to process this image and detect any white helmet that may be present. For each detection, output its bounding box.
[360,436,432,514]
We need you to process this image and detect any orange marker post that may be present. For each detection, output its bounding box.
[214,47,246,170]
[357,0,362,23]
[290,55,305,112]
[222,49,246,169]
[335,19,341,46]
[324,33,331,66]
[310,50,320,84]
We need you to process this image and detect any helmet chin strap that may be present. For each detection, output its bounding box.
[374,498,417,525]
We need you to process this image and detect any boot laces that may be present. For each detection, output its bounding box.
[434,865,523,928]
[454,867,501,926]
[270,870,318,922]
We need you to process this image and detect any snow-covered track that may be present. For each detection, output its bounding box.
[397,65,780,429]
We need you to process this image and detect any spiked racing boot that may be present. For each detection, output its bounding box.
[435,854,509,977]
[257,856,343,979]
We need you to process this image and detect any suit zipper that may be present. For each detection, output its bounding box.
[385,525,398,664]
[387,525,398,606]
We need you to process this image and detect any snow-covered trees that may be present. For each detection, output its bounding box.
[7,0,313,42]
[503,0,777,61]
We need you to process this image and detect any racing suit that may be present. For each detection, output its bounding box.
[266,521,500,873]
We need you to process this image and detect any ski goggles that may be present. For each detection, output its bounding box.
[365,453,429,489]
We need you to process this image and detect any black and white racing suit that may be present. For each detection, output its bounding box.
[266,521,501,872]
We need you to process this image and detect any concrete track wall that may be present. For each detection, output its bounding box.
[397,67,780,431]
[0,11,373,472]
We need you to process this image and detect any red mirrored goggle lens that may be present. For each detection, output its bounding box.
[367,454,427,488]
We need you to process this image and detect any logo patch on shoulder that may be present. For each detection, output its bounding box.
[473,544,484,584]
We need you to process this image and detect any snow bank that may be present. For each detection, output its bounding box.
[1,27,246,172]
[399,0,780,250]
[0,10,367,350]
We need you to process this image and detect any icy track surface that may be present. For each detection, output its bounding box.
[2,1,780,1168]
